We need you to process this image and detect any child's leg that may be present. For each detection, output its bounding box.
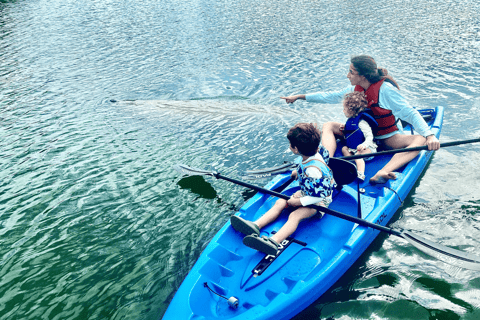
[355,148,372,180]
[254,198,287,229]
[341,146,352,157]
[355,158,365,173]
[271,207,317,244]
[355,148,372,172]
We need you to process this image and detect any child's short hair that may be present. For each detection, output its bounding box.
[344,91,368,117]
[287,123,321,157]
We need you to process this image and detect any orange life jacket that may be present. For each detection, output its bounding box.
[354,79,398,136]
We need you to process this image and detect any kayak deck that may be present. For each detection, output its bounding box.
[188,182,382,319]
[163,107,443,320]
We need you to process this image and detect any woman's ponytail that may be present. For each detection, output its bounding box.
[351,55,400,90]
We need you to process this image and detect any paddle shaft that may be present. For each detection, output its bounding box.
[341,137,480,160]
[214,173,402,237]
[244,138,480,177]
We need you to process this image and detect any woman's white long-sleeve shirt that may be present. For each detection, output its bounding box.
[305,83,433,138]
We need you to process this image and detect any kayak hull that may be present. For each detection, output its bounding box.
[163,107,444,320]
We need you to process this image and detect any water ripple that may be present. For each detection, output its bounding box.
[1,0,480,319]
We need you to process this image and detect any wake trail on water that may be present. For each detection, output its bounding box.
[112,99,301,117]
[110,99,338,133]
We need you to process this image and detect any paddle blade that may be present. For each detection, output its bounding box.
[401,231,480,271]
[173,164,216,177]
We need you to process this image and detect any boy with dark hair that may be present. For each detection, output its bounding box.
[230,123,336,255]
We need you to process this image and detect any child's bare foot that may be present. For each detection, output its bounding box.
[369,170,396,184]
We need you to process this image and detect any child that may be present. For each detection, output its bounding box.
[340,91,378,181]
[230,123,337,255]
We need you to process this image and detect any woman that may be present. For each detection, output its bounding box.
[281,55,440,184]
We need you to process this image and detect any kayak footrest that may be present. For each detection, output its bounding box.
[208,245,242,266]
[252,235,307,277]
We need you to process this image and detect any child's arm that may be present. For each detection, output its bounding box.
[299,195,325,206]
[357,120,374,151]
[287,193,324,207]
[291,170,298,179]
[287,166,324,207]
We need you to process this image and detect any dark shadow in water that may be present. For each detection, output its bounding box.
[177,176,218,199]
[241,188,258,201]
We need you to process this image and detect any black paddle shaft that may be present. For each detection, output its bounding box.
[341,137,480,160]
[214,172,402,237]
[175,164,480,270]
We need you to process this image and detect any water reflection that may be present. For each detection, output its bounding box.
[177,176,218,200]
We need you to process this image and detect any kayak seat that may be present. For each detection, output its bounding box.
[328,158,357,188]
[328,157,363,218]
[400,113,433,134]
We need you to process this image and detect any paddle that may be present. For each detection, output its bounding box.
[243,137,480,177]
[242,162,297,180]
[174,164,480,271]
[342,137,480,160]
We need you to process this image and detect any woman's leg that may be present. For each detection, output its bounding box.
[322,122,344,157]
[271,207,317,244]
[370,134,426,183]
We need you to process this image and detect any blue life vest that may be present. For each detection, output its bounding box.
[296,157,336,199]
[344,112,378,149]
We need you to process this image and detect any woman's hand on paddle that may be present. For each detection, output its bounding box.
[280,94,306,104]
[426,134,440,150]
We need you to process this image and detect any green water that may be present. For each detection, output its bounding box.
[1,0,480,319]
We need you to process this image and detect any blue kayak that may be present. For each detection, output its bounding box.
[163,107,444,320]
